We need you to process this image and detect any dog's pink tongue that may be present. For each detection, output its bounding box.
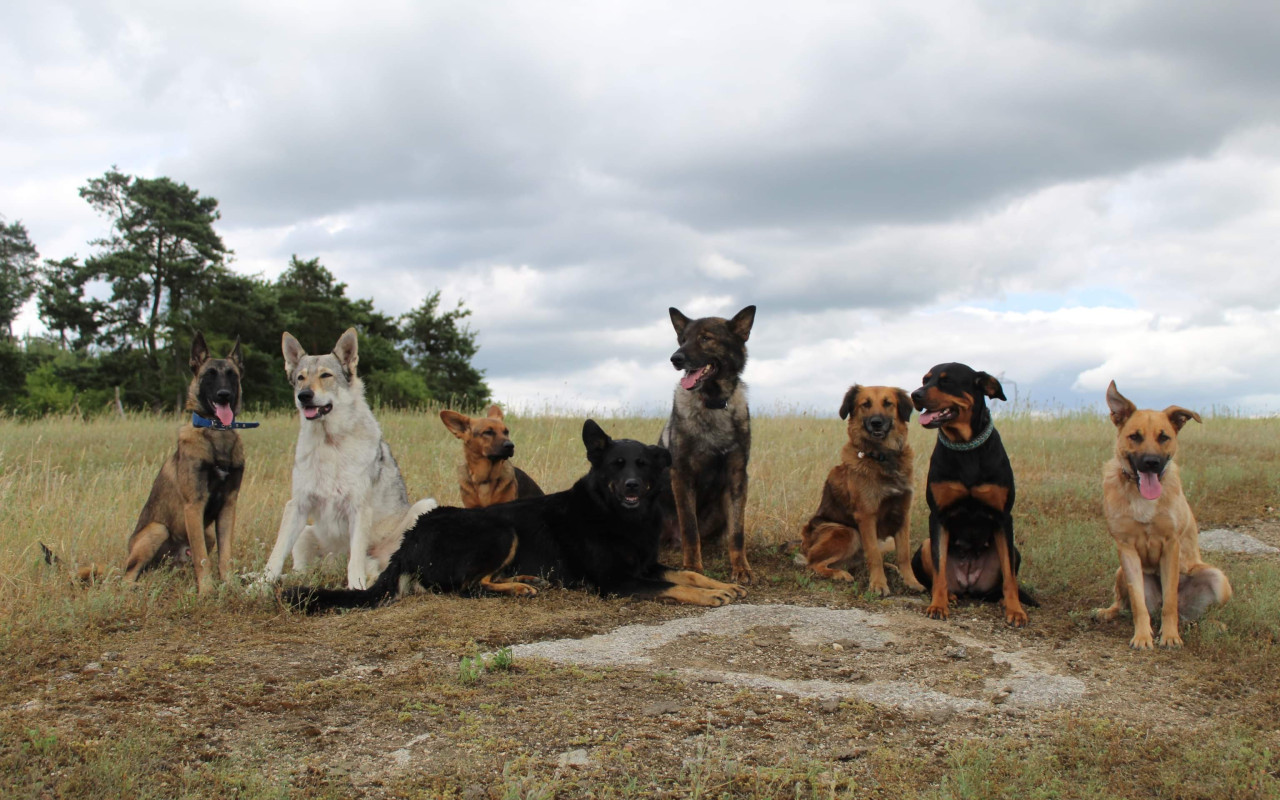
[214,403,234,427]
[919,409,941,426]
[303,406,320,420]
[1138,471,1162,500]
[680,367,705,390]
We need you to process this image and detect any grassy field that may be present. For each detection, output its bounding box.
[2,406,1279,798]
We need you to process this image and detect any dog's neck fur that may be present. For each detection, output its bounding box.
[670,381,750,451]
[463,454,513,486]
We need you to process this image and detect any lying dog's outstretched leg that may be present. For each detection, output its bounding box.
[478,575,538,596]
[662,568,747,598]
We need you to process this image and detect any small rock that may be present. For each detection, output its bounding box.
[944,646,968,660]
[991,689,1011,706]
[831,642,844,651]
[834,747,867,761]
[697,675,725,684]
[82,662,102,674]
[818,699,841,714]
[642,700,681,717]
[556,748,590,768]
[930,706,955,724]
[101,652,121,662]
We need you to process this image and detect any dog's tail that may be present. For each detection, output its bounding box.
[1018,587,1041,608]
[40,542,106,583]
[281,562,407,614]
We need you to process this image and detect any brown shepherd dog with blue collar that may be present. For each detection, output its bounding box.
[123,332,250,594]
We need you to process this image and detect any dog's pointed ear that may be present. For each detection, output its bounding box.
[975,371,1006,401]
[669,307,691,339]
[1105,381,1136,428]
[1163,405,1201,432]
[226,336,244,371]
[189,331,210,373]
[838,385,861,420]
[729,305,756,342]
[282,332,305,373]
[649,444,673,469]
[895,388,914,424]
[582,419,612,463]
[440,409,471,439]
[486,404,504,420]
[333,327,359,377]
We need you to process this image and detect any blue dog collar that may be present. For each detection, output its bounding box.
[192,412,260,431]
[936,417,994,452]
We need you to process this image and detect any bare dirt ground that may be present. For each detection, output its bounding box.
[6,531,1279,799]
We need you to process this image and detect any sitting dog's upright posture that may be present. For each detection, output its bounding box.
[799,385,923,595]
[659,305,757,584]
[284,420,746,613]
[1093,381,1231,649]
[263,328,436,589]
[124,332,249,594]
[910,363,1036,626]
[440,405,543,508]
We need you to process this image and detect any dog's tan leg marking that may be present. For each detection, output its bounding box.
[663,569,748,598]
[925,529,951,620]
[994,533,1028,627]
[479,575,538,596]
[658,584,735,607]
[215,494,238,581]
[1118,545,1155,649]
[671,471,703,574]
[1158,537,1184,648]
[894,504,924,592]
[182,502,213,594]
[724,452,753,585]
[124,522,170,581]
[855,510,890,596]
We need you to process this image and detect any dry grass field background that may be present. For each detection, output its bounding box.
[2,406,1279,798]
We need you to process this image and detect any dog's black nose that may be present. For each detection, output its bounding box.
[501,441,515,457]
[215,389,233,403]
[1138,455,1165,473]
[297,389,314,404]
[624,478,642,493]
[670,350,686,369]
[910,388,925,405]
[867,416,887,432]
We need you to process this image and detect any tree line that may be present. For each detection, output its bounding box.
[0,168,489,417]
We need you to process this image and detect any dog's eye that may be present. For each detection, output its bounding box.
[699,333,712,342]
[481,430,495,437]
[1128,432,1144,444]
[636,458,647,468]
[614,458,626,467]
[320,372,333,379]
[502,429,509,436]
[1157,432,1170,444]
[862,401,872,409]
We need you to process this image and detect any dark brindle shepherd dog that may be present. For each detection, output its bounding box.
[659,305,756,584]
[909,363,1037,627]
[124,333,249,594]
[284,420,747,613]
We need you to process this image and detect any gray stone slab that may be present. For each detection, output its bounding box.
[1199,529,1279,555]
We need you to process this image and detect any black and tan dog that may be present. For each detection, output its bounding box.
[909,363,1036,626]
[1093,381,1231,649]
[659,305,756,584]
[123,333,250,594]
[799,385,923,595]
[284,420,747,612]
[440,405,544,508]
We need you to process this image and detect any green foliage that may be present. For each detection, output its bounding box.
[0,216,40,337]
[401,290,490,408]
[458,648,515,684]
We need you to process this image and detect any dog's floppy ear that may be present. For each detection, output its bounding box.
[895,388,914,424]
[1163,405,1202,432]
[582,419,612,464]
[729,305,756,342]
[189,331,210,373]
[1105,381,1136,428]
[838,385,861,420]
[282,332,306,373]
[648,444,673,469]
[975,371,1006,401]
[440,409,471,439]
[486,404,504,420]
[333,327,359,377]
[226,336,244,372]
[669,307,691,339]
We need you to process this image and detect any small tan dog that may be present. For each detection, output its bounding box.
[440,405,543,508]
[798,385,922,596]
[1094,381,1232,649]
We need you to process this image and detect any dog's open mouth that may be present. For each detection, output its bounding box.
[619,490,644,509]
[918,407,955,428]
[1137,471,1163,500]
[301,403,334,420]
[680,363,716,391]
[213,402,234,427]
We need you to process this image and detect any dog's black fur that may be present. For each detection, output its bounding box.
[284,420,745,613]
[659,305,756,584]
[909,362,1037,626]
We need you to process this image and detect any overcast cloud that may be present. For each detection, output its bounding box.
[3,0,1279,415]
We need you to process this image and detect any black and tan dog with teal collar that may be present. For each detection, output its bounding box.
[909,363,1038,627]
[123,332,258,594]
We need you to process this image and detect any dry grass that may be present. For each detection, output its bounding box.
[2,406,1279,798]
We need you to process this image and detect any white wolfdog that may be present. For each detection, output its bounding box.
[262,328,437,589]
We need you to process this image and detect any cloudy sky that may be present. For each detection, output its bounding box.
[4,1,1279,415]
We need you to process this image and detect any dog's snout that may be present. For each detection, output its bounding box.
[624,478,642,493]
[910,387,926,406]
[670,350,686,369]
[297,389,314,404]
[501,440,515,457]
[215,389,233,403]
[866,416,888,432]
[1137,454,1165,473]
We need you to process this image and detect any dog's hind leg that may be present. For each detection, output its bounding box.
[124,522,170,582]
[1178,564,1232,623]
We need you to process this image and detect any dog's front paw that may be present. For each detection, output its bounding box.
[1129,630,1155,650]
[904,579,926,593]
[828,569,855,583]
[924,603,950,621]
[731,566,755,586]
[1092,606,1119,623]
[347,574,368,591]
[727,583,748,599]
[1158,630,1184,648]
[1005,607,1029,628]
[868,577,891,597]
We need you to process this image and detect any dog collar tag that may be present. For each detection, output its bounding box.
[192,412,261,431]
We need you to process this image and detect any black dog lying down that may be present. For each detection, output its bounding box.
[284,420,747,613]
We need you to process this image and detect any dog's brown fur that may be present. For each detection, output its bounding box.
[440,405,543,508]
[123,333,246,594]
[799,385,923,595]
[1094,381,1231,649]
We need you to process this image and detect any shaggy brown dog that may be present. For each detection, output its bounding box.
[1093,381,1231,649]
[799,385,922,595]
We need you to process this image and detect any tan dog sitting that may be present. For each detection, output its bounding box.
[440,405,544,508]
[798,385,923,596]
[1094,381,1232,649]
